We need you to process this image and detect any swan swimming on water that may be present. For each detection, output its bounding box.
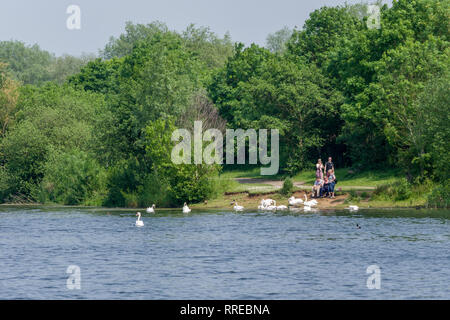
[183,202,191,213]
[348,205,359,211]
[146,204,156,214]
[135,212,144,227]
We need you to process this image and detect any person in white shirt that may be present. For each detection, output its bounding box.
[312,177,323,198]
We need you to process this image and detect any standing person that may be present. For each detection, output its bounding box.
[328,169,336,198]
[316,159,324,180]
[325,157,334,176]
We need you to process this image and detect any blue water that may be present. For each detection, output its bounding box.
[0,206,449,299]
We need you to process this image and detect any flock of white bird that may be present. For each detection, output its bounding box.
[135,202,191,226]
[254,194,318,212]
[135,196,359,226]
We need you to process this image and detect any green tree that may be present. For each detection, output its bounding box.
[101,21,171,59]
[266,26,292,54]
[209,44,343,173]
[182,24,234,71]
[0,41,53,85]
[0,62,19,138]
[40,149,106,205]
[415,72,450,181]
[1,84,105,200]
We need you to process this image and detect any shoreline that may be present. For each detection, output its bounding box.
[0,190,433,211]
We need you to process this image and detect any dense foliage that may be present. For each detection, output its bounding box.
[0,40,95,85]
[0,0,448,206]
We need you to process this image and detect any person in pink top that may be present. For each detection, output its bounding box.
[316,159,324,180]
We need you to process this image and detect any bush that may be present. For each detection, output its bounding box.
[372,178,412,201]
[167,164,216,205]
[137,172,171,207]
[280,177,294,195]
[39,149,106,205]
[427,184,450,208]
[360,191,370,199]
[122,191,139,208]
[345,190,360,203]
[0,166,15,202]
[103,159,143,207]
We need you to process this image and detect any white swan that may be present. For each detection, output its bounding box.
[182,202,191,213]
[288,196,303,206]
[303,194,318,207]
[348,205,359,211]
[258,199,266,210]
[146,204,156,214]
[135,212,144,227]
[262,199,276,207]
[276,205,288,210]
[303,205,312,212]
[233,201,244,211]
[258,198,278,211]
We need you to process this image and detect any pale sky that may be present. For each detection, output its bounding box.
[0,0,390,56]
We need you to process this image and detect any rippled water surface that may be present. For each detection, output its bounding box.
[0,206,449,299]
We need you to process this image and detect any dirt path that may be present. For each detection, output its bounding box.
[235,178,306,188]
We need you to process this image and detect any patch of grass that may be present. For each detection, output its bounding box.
[344,190,361,204]
[209,175,276,195]
[369,178,433,207]
[292,167,403,188]
[220,167,267,179]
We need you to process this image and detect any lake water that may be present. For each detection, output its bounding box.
[0,206,449,299]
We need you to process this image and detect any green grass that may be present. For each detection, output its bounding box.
[219,167,267,179]
[201,167,432,209]
[291,167,403,187]
[219,167,404,191]
[209,175,276,195]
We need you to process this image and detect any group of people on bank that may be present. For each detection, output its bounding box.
[312,157,337,199]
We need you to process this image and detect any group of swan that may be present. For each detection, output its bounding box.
[258,199,288,211]
[287,194,318,211]
[136,197,359,225]
[256,194,319,212]
[136,202,192,226]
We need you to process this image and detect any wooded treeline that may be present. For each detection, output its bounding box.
[0,0,448,207]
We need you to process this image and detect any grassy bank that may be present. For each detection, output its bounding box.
[197,167,432,210]
[1,167,437,210]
